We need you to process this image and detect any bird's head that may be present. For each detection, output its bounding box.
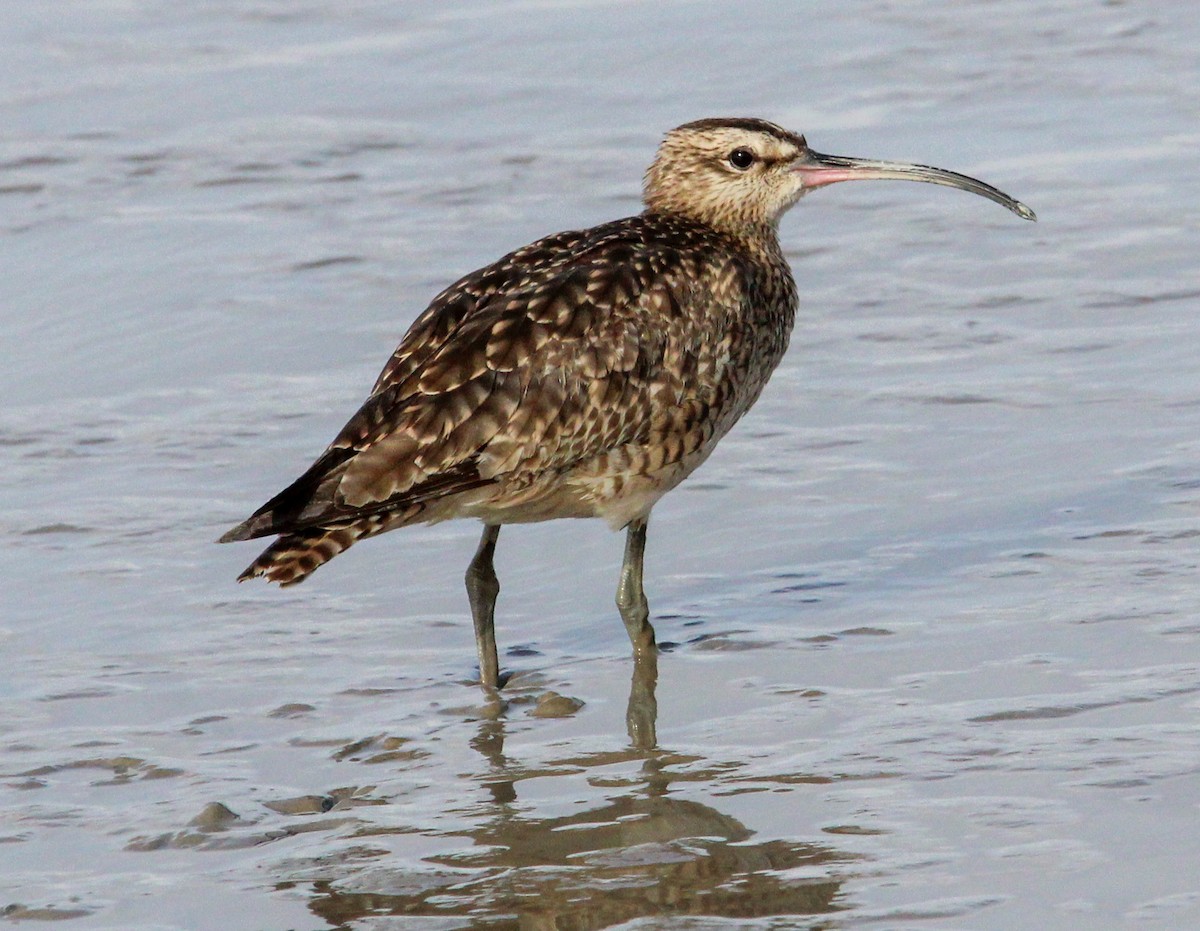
[642,117,1035,234]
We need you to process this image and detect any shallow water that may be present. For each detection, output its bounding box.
[3,1,1199,928]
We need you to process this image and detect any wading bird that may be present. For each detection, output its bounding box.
[220,117,1034,688]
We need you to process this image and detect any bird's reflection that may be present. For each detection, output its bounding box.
[294,649,852,929]
[626,647,658,750]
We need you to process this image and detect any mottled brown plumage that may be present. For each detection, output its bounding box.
[220,117,1034,687]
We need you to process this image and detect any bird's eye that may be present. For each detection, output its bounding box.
[727,148,755,171]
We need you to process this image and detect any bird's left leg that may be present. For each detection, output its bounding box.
[626,646,658,749]
[466,524,502,689]
[616,516,656,654]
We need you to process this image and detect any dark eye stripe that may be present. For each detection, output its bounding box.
[724,147,782,170]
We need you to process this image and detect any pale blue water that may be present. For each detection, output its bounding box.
[2,1,1199,928]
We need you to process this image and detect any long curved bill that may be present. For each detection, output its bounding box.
[795,149,1036,221]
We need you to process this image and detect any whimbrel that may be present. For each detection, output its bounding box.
[220,117,1034,688]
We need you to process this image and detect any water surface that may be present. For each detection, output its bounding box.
[3,1,1199,928]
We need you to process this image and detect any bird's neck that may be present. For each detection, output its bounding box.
[642,208,783,258]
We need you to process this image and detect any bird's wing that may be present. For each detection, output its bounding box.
[368,226,594,397]
[225,221,744,539]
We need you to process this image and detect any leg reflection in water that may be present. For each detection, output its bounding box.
[626,647,658,750]
[295,651,849,929]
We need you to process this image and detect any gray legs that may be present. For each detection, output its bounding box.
[616,516,656,653]
[620,518,657,747]
[466,523,501,689]
[467,517,654,692]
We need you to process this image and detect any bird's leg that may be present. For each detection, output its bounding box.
[626,646,658,750]
[616,516,656,654]
[466,524,502,689]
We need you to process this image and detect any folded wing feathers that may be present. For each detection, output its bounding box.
[337,235,680,505]
[224,216,737,584]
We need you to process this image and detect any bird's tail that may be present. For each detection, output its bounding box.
[236,508,421,586]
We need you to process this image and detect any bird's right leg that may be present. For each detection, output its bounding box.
[466,524,502,689]
[616,516,656,654]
